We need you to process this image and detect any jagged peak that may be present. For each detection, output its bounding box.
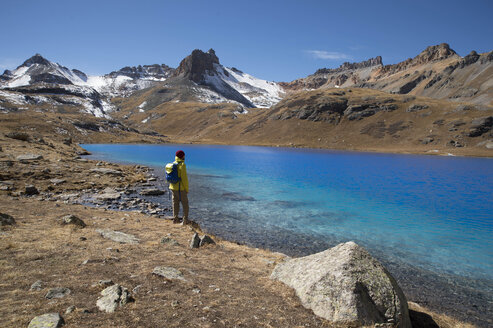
[20,54,52,68]
[173,48,221,82]
[314,56,382,75]
[415,43,457,63]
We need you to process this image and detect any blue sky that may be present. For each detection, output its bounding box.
[1,0,492,82]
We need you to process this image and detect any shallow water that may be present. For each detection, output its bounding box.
[82,143,493,325]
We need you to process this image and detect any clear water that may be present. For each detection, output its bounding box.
[82,144,493,282]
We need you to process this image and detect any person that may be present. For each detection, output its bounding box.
[169,150,189,225]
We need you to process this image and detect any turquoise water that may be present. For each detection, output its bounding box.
[82,144,493,282]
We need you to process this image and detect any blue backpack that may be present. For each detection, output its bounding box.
[165,162,181,184]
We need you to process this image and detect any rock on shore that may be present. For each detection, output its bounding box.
[271,241,411,327]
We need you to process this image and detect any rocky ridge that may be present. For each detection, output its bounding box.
[282,43,493,106]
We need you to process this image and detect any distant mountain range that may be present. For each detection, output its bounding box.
[282,44,492,107]
[0,44,491,156]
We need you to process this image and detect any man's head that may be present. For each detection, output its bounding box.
[175,150,185,159]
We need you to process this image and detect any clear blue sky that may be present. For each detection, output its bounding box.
[1,0,492,82]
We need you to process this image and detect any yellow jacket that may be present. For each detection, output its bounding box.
[168,156,189,193]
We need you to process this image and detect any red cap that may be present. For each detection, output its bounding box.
[175,150,185,159]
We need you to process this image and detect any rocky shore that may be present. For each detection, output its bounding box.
[0,133,480,327]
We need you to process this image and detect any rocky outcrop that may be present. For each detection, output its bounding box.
[45,287,71,299]
[468,116,493,137]
[271,242,411,327]
[107,64,174,80]
[173,49,220,83]
[315,56,383,75]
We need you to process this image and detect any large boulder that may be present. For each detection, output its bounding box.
[271,241,411,327]
[28,313,64,328]
[96,284,132,313]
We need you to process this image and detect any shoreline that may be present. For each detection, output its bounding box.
[0,136,488,327]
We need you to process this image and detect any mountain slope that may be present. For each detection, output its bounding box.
[282,44,493,106]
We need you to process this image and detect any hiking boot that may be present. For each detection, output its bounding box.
[181,218,190,226]
[172,218,180,224]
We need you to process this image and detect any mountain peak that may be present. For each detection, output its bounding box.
[416,43,457,63]
[21,54,52,68]
[173,48,220,83]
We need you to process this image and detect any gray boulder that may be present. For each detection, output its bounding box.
[152,266,186,281]
[45,287,71,299]
[28,313,64,328]
[96,229,139,244]
[96,284,132,313]
[271,241,411,327]
[0,213,16,226]
[190,233,200,249]
[199,235,216,247]
[30,280,43,291]
[95,188,121,201]
[59,215,86,228]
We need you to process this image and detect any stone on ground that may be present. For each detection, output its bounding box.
[59,215,86,228]
[96,229,139,244]
[271,241,411,328]
[152,266,186,281]
[45,287,71,299]
[28,313,64,328]
[190,233,200,249]
[96,284,132,313]
[199,234,216,247]
[0,213,16,226]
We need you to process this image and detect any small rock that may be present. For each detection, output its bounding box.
[50,178,66,185]
[132,285,143,294]
[79,236,87,241]
[65,305,76,314]
[30,280,43,291]
[16,154,43,162]
[63,137,72,145]
[25,185,39,195]
[28,313,64,328]
[160,237,180,246]
[406,104,429,112]
[190,233,200,249]
[0,213,16,226]
[90,168,123,176]
[93,279,114,288]
[140,188,165,196]
[45,287,71,299]
[96,229,139,244]
[60,215,86,228]
[421,137,434,145]
[152,266,186,281]
[199,235,216,247]
[6,131,30,141]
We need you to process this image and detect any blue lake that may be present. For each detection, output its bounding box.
[82,143,493,320]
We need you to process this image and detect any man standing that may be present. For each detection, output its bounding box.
[168,150,189,225]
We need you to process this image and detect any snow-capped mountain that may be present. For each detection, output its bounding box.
[0,54,89,88]
[0,51,284,112]
[171,49,284,108]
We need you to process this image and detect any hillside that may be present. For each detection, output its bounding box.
[116,87,493,157]
[282,44,493,107]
